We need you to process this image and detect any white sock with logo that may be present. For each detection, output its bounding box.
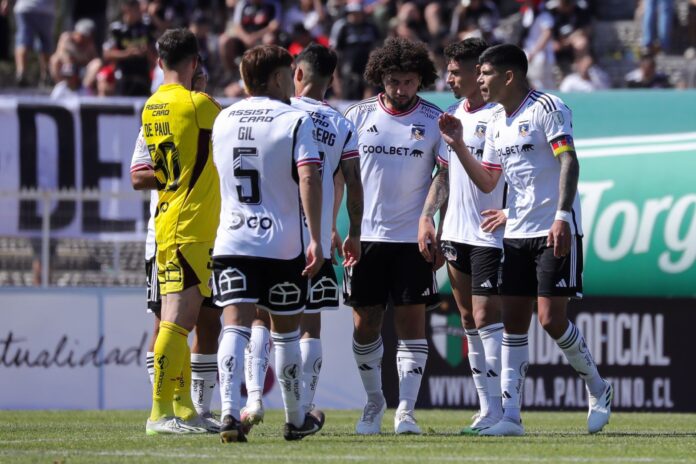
[272,329,304,427]
[501,333,528,423]
[245,325,270,405]
[480,322,504,418]
[396,339,428,412]
[300,338,322,411]
[146,351,155,386]
[218,325,250,420]
[464,328,489,417]
[190,353,217,415]
[353,336,385,405]
[555,321,604,396]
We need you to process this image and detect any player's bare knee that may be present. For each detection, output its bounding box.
[300,312,321,338]
[353,306,384,340]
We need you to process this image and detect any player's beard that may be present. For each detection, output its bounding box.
[384,93,418,112]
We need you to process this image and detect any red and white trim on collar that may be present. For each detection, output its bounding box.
[506,89,535,119]
[377,93,421,117]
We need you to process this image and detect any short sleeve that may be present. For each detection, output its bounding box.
[539,101,575,157]
[194,92,222,130]
[130,128,153,172]
[340,119,359,161]
[294,116,322,167]
[436,136,449,167]
[481,116,502,171]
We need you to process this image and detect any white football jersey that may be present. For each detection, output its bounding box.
[482,90,583,238]
[129,128,157,260]
[440,99,505,248]
[344,95,446,243]
[291,96,359,258]
[212,97,322,260]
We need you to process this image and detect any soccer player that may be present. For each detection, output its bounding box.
[131,63,222,430]
[141,28,221,435]
[343,37,445,435]
[240,43,364,431]
[439,43,612,436]
[211,44,325,443]
[418,38,506,435]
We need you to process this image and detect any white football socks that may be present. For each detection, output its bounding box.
[501,333,528,423]
[480,322,504,418]
[555,321,605,396]
[272,329,304,427]
[353,336,385,405]
[300,338,322,411]
[190,353,217,415]
[218,325,251,420]
[245,325,270,404]
[395,339,428,413]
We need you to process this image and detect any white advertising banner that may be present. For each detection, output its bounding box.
[0,288,364,410]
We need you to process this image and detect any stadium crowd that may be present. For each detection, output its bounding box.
[1,0,696,98]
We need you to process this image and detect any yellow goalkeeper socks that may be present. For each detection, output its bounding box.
[173,343,198,421]
[149,321,189,422]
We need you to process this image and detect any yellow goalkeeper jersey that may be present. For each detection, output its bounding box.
[141,83,221,247]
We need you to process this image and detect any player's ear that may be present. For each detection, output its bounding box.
[157,57,164,71]
[505,69,514,86]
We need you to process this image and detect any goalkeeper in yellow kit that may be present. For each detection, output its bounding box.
[142,28,221,435]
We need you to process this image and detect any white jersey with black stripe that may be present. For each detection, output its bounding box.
[344,94,447,243]
[440,99,505,248]
[291,96,359,257]
[212,97,322,259]
[481,90,583,238]
[129,128,158,260]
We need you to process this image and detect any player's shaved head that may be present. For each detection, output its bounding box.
[157,28,199,70]
[241,45,293,95]
[479,43,528,77]
[364,37,438,90]
[295,44,337,82]
[445,38,489,64]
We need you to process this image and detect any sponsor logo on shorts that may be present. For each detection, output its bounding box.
[217,268,247,296]
[442,242,457,261]
[310,276,338,303]
[268,282,302,306]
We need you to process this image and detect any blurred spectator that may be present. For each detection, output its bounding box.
[688,0,696,49]
[675,48,696,89]
[641,0,674,53]
[520,0,557,89]
[71,0,108,52]
[287,23,329,56]
[189,10,218,80]
[329,0,381,99]
[450,0,499,40]
[218,0,281,74]
[142,0,192,36]
[0,1,10,61]
[390,2,430,43]
[4,0,56,87]
[559,54,609,92]
[283,0,328,38]
[50,63,85,99]
[625,51,671,88]
[96,64,117,96]
[49,19,102,93]
[103,0,156,96]
[547,0,591,74]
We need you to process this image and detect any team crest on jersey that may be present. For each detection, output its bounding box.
[518,121,530,136]
[411,124,426,140]
[474,122,487,138]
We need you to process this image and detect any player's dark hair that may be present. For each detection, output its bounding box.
[157,28,199,70]
[364,37,438,90]
[240,44,293,95]
[295,43,338,80]
[444,38,489,64]
[478,43,528,76]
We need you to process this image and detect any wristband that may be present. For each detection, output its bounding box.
[555,210,572,223]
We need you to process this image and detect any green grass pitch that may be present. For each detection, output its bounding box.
[1,410,695,463]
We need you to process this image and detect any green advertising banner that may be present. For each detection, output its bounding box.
[336,91,696,298]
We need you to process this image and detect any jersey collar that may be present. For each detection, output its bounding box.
[506,89,535,118]
[378,93,421,117]
[463,99,487,113]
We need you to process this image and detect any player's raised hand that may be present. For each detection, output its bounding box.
[438,113,464,147]
[330,227,344,265]
[342,235,361,267]
[547,219,571,258]
[303,240,324,278]
[481,209,507,233]
[418,216,438,263]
